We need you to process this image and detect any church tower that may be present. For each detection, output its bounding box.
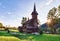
[31,3,38,20]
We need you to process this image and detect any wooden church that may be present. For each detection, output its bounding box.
[18,4,40,34]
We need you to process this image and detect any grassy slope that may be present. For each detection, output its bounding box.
[0,31,60,41]
[0,36,21,41]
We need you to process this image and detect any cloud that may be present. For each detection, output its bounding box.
[7,12,12,15]
[0,16,5,18]
[46,0,54,5]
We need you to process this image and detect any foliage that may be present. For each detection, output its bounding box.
[47,7,57,19]
[47,5,60,33]
[56,28,60,33]
[0,22,4,28]
[56,18,60,24]
[21,17,27,25]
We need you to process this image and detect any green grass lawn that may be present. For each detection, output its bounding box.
[0,31,60,41]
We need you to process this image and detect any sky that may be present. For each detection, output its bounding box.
[0,0,60,27]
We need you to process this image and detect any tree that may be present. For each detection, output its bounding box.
[57,28,60,34]
[47,7,57,33]
[47,7,57,19]
[58,5,60,17]
[21,17,27,26]
[55,5,60,24]
[21,17,27,27]
[0,22,3,28]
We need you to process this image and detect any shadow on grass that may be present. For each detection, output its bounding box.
[0,31,42,41]
[11,32,42,41]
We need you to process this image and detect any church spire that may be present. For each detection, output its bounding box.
[31,3,38,15]
[33,3,36,12]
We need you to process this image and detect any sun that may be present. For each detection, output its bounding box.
[47,19,51,24]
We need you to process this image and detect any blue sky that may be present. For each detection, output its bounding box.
[0,0,60,27]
